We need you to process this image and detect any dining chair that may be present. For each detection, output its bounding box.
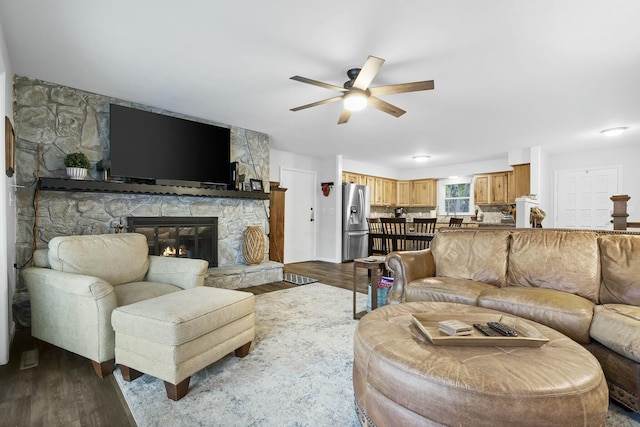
[412,218,437,249]
[380,217,408,252]
[449,217,464,227]
[366,217,386,255]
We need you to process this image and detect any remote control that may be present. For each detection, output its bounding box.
[473,323,501,337]
[487,322,518,337]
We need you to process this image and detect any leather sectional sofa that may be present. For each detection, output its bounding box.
[385,228,640,413]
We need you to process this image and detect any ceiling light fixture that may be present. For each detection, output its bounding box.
[600,127,628,137]
[412,155,431,162]
[343,91,368,111]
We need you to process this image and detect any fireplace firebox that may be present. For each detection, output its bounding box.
[127,217,218,267]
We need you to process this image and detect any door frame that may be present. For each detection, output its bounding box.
[279,166,317,264]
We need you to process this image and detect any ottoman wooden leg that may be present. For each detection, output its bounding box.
[91,359,115,378]
[120,365,144,382]
[235,341,252,358]
[165,377,191,401]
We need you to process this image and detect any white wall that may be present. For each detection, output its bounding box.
[1,17,15,365]
[546,143,640,227]
[270,149,342,263]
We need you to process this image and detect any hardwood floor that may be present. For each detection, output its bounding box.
[0,261,360,426]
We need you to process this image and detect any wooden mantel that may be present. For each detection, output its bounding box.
[38,177,269,200]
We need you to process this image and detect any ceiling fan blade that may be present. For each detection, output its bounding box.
[352,56,385,90]
[368,96,406,118]
[337,107,352,124]
[369,80,435,96]
[290,96,343,112]
[290,76,347,92]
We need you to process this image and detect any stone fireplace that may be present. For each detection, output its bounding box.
[12,76,282,313]
[127,217,219,267]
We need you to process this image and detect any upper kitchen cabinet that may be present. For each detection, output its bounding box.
[412,179,437,206]
[382,179,397,206]
[343,171,364,185]
[474,172,508,205]
[397,181,412,206]
[507,163,531,203]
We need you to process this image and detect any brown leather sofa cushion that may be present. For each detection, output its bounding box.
[405,277,496,305]
[478,287,595,344]
[507,230,600,303]
[599,235,640,305]
[431,230,510,287]
[591,304,640,363]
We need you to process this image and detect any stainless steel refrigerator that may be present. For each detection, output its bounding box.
[342,183,371,262]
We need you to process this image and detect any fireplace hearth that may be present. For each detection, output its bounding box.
[127,217,218,267]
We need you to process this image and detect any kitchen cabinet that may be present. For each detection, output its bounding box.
[474,172,508,205]
[382,179,397,206]
[396,181,412,206]
[343,172,363,184]
[412,179,437,206]
[373,178,384,205]
[508,163,530,203]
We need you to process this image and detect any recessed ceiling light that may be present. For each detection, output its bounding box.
[600,127,628,137]
[412,155,431,162]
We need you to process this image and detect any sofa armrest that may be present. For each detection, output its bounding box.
[385,249,435,304]
[21,267,118,362]
[146,255,209,289]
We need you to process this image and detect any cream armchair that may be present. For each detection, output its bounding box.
[22,233,209,377]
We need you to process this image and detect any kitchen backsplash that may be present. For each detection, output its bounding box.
[369,205,510,224]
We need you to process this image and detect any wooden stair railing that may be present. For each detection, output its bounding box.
[611,195,640,230]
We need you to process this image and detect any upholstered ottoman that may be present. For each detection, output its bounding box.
[354,302,609,426]
[112,286,255,400]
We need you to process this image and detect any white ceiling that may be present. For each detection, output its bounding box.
[1,1,639,170]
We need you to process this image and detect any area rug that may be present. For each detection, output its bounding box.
[114,283,365,426]
[282,272,318,285]
[114,283,640,427]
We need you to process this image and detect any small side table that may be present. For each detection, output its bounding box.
[353,257,387,320]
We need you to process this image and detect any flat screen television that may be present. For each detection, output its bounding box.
[109,104,231,186]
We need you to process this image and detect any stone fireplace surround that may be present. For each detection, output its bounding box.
[12,76,283,325]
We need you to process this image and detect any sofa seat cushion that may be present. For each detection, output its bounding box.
[405,277,497,306]
[48,233,150,286]
[591,304,640,363]
[478,287,595,344]
[114,281,183,306]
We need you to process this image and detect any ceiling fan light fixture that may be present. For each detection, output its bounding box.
[412,155,431,162]
[600,127,628,137]
[343,92,368,111]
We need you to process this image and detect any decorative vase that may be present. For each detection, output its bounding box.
[66,167,88,180]
[242,226,264,265]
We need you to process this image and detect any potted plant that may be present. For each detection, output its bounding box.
[64,152,90,180]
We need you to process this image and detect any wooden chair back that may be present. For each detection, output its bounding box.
[413,217,437,234]
[412,218,437,249]
[366,218,386,255]
[380,217,408,252]
[449,217,464,227]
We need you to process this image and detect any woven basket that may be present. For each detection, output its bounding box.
[242,225,264,264]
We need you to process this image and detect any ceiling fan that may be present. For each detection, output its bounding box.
[290,55,434,124]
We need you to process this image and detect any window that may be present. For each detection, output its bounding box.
[438,177,474,215]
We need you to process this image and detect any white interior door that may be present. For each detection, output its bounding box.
[280,168,316,264]
[555,167,619,229]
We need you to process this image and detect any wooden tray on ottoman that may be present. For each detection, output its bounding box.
[411,312,549,347]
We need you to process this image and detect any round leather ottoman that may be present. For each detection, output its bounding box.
[353,302,608,427]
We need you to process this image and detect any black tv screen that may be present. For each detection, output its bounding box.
[109,104,231,185]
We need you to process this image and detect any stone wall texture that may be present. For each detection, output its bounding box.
[13,75,271,292]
